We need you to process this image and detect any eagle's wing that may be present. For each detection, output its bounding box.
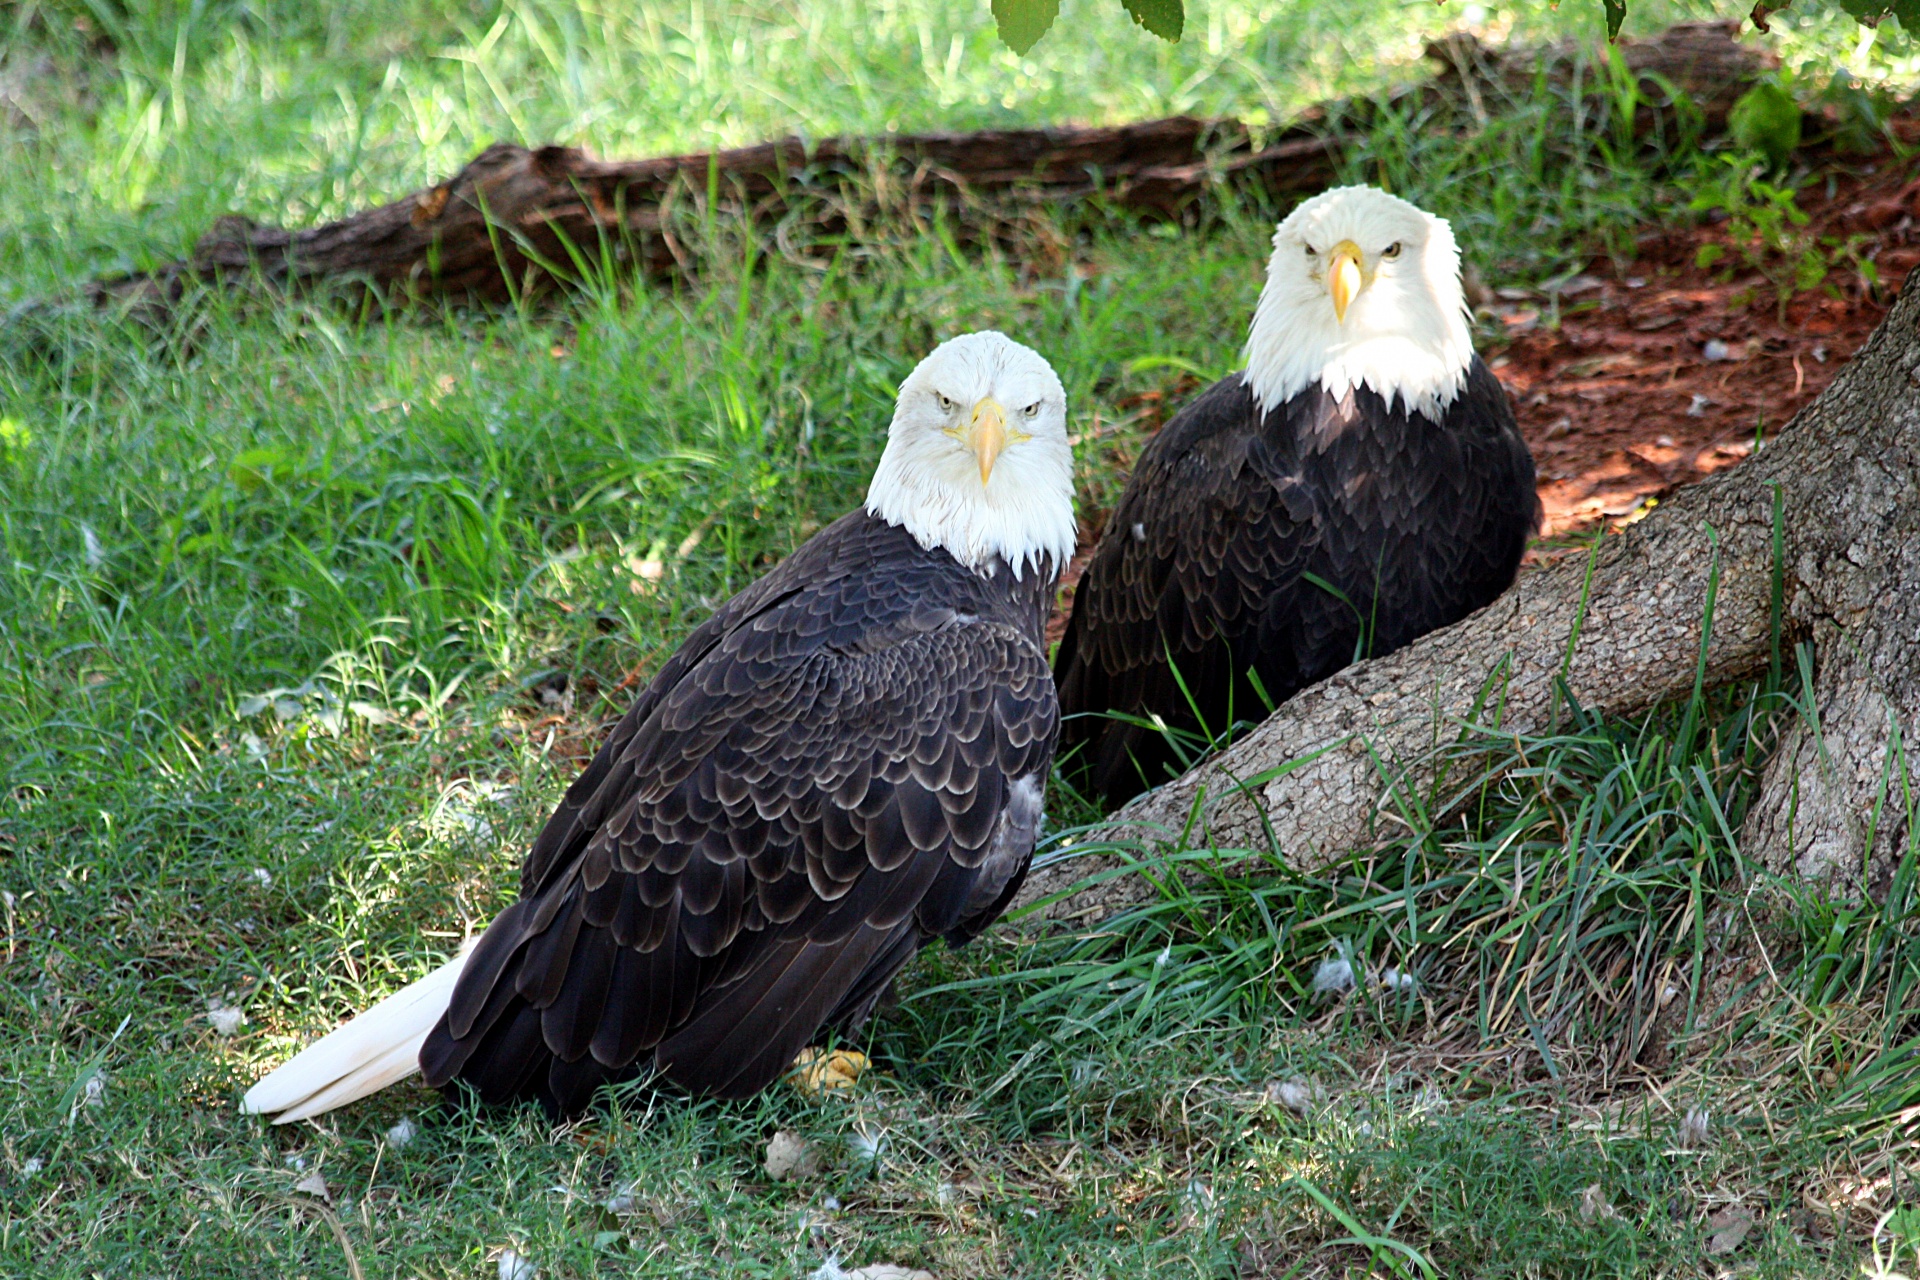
[1054,375,1317,803]
[422,547,1057,1109]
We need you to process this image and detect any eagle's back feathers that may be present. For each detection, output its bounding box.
[421,511,1060,1109]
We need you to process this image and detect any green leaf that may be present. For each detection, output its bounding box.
[1122,0,1184,41]
[1729,81,1803,170]
[1602,0,1628,41]
[991,0,1059,54]
[229,447,292,493]
[1836,0,1920,29]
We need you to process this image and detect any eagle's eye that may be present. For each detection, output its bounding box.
[937,394,955,412]
[1303,244,1317,256]
[1382,242,1403,260]
[1023,402,1041,418]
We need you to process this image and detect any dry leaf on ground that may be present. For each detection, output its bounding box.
[765,1130,822,1182]
[1706,1207,1754,1255]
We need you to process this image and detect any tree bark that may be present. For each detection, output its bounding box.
[1021,270,1920,919]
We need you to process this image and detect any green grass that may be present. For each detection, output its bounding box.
[6,1,1920,1275]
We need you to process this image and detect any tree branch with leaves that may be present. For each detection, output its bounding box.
[990,0,1916,50]
[991,0,1182,55]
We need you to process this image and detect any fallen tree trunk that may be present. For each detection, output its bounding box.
[1021,269,1920,919]
[11,22,1768,326]
[71,118,1336,320]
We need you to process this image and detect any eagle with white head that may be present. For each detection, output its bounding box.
[1055,185,1538,808]
[244,332,1077,1119]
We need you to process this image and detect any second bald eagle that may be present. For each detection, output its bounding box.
[1055,186,1538,808]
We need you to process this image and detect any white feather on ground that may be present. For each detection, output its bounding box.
[243,943,474,1124]
[1311,957,1354,994]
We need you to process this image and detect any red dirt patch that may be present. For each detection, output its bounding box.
[1496,138,1920,542]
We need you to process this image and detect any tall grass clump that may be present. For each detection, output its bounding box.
[873,619,1918,1272]
[1334,43,1707,281]
[904,618,1920,1163]
[910,670,1780,1086]
[880,652,1908,1275]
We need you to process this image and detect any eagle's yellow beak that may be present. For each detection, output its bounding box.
[1328,239,1366,325]
[970,397,1008,484]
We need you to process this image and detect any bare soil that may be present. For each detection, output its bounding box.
[1499,142,1920,542]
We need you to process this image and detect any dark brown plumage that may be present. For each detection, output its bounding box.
[419,510,1060,1111]
[239,331,1075,1127]
[1053,360,1536,809]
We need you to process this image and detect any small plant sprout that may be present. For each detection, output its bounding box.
[1867,1207,1920,1280]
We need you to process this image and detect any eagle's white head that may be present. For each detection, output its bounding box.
[1244,185,1473,422]
[865,330,1077,581]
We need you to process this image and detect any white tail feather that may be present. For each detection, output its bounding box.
[244,943,474,1124]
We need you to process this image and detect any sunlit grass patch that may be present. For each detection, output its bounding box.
[9,0,1911,297]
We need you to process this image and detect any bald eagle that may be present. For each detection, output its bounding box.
[243,331,1078,1120]
[1054,186,1537,809]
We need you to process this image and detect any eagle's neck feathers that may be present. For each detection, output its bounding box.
[864,431,1076,583]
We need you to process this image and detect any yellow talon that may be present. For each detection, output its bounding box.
[787,1047,870,1096]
